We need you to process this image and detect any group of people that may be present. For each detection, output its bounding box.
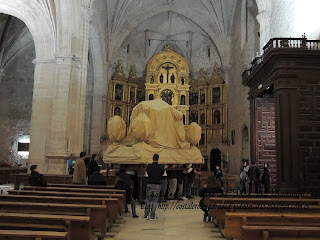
[69,152,107,185]
[240,160,271,194]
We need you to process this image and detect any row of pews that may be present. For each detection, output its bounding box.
[205,193,320,240]
[0,182,126,240]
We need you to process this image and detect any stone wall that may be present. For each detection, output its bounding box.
[0,43,35,166]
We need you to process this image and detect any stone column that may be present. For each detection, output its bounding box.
[46,56,82,174]
[274,78,299,192]
[256,11,271,51]
[29,59,56,173]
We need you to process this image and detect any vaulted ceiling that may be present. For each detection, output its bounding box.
[91,0,240,68]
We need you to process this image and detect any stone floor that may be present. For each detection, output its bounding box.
[105,197,224,240]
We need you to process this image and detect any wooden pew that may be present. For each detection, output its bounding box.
[0,194,118,225]
[225,212,320,239]
[47,183,114,189]
[241,225,320,240]
[0,167,27,184]
[0,230,68,240]
[23,186,126,206]
[0,212,90,240]
[0,201,108,234]
[9,190,124,217]
[210,204,320,229]
[10,174,72,190]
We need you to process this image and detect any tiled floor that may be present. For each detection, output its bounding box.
[107,198,224,240]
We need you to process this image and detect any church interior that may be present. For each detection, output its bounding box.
[0,0,320,239]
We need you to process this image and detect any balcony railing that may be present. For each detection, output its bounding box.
[242,38,320,81]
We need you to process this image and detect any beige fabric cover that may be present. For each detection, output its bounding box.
[187,122,202,145]
[107,116,126,142]
[104,99,203,164]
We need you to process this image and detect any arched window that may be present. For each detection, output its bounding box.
[200,133,205,145]
[149,94,154,100]
[212,88,220,104]
[200,113,205,125]
[183,114,186,125]
[130,88,135,102]
[180,95,185,105]
[214,110,220,124]
[207,47,211,57]
[201,93,205,104]
[115,84,123,101]
[114,107,121,116]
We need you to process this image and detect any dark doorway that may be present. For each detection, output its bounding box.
[210,148,221,171]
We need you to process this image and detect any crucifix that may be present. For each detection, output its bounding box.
[162,64,174,83]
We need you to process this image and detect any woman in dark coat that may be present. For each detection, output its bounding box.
[87,154,98,176]
[115,172,139,218]
[199,176,223,222]
[262,163,271,193]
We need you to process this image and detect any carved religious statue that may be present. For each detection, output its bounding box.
[213,62,219,75]
[198,68,206,82]
[114,59,125,77]
[161,89,173,105]
[129,64,137,79]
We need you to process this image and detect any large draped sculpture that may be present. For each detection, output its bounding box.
[103,99,203,164]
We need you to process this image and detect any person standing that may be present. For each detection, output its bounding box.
[87,154,99,176]
[177,165,185,200]
[240,161,250,194]
[199,176,223,222]
[73,152,87,184]
[262,163,271,193]
[67,153,76,175]
[159,165,168,202]
[167,164,177,200]
[251,161,262,193]
[88,166,106,185]
[29,165,47,187]
[214,165,224,191]
[115,172,139,218]
[144,154,164,220]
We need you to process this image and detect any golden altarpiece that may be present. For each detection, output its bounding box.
[107,46,227,156]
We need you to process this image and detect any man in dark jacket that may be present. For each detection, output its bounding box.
[88,166,106,185]
[87,154,98,176]
[144,154,164,219]
[29,165,47,187]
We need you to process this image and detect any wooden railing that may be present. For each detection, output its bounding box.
[242,38,320,80]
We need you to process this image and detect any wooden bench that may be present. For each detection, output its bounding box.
[0,212,90,240]
[0,167,27,184]
[0,194,118,225]
[210,204,320,229]
[47,183,115,189]
[225,212,320,239]
[10,174,72,190]
[9,190,124,217]
[242,225,320,240]
[23,186,126,206]
[0,201,108,234]
[0,230,68,240]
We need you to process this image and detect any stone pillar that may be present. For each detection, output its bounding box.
[256,11,271,51]
[29,60,56,173]
[45,56,83,174]
[274,78,299,192]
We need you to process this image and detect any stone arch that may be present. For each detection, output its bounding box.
[0,0,55,59]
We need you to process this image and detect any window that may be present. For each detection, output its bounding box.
[207,47,211,58]
[200,133,205,145]
[200,113,205,125]
[115,84,123,101]
[180,95,186,105]
[214,110,221,124]
[212,88,220,104]
[149,94,154,100]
